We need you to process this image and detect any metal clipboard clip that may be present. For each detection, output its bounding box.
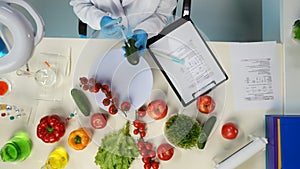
[192,81,216,99]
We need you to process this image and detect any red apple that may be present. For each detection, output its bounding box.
[197,95,215,114]
[147,100,168,120]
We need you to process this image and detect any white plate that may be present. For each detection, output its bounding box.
[88,48,153,112]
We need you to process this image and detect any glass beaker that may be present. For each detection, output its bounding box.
[0,131,32,162]
[34,67,57,87]
[16,65,57,88]
[41,147,69,169]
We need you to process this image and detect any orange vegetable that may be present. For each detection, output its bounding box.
[68,128,90,150]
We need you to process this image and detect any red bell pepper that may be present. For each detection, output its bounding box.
[37,114,66,143]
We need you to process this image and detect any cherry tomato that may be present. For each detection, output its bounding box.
[95,82,102,89]
[138,105,147,117]
[151,161,160,169]
[148,150,156,158]
[144,163,151,169]
[108,105,118,115]
[79,77,88,84]
[145,142,153,150]
[140,148,148,157]
[121,101,131,112]
[82,84,89,91]
[88,77,95,85]
[221,122,238,140]
[102,98,111,106]
[133,129,139,135]
[106,91,113,98]
[133,119,142,128]
[101,84,110,94]
[140,131,146,138]
[157,143,174,161]
[138,123,146,131]
[92,86,100,93]
[142,157,151,164]
[137,140,145,149]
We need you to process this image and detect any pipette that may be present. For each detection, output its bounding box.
[120,25,130,47]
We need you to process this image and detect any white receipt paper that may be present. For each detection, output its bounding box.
[230,41,282,112]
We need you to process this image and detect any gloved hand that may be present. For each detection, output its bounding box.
[132,29,148,57]
[100,16,122,39]
[0,38,8,57]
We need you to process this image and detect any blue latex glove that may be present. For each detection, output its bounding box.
[131,29,148,57]
[0,38,8,57]
[100,16,122,39]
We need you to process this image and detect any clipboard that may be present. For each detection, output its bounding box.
[147,7,228,106]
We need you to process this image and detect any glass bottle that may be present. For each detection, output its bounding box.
[0,131,32,162]
[41,147,69,169]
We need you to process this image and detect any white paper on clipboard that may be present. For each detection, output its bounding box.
[148,18,228,106]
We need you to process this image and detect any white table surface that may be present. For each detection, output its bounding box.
[0,37,285,169]
[1,1,299,168]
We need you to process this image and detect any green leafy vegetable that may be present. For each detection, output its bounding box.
[293,20,300,40]
[164,114,202,149]
[94,121,139,169]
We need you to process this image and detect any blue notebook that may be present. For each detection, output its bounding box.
[265,115,300,169]
[279,116,300,169]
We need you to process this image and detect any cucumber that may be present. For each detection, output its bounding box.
[125,38,139,65]
[197,115,217,149]
[71,88,91,116]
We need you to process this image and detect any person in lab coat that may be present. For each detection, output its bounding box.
[70,0,177,56]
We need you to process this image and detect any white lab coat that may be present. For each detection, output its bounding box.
[70,0,177,38]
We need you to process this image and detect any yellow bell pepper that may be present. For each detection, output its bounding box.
[68,128,91,150]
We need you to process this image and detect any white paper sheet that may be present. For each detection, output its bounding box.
[230,41,282,112]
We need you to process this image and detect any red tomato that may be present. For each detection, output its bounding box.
[140,148,148,157]
[140,131,146,138]
[121,101,131,112]
[133,119,142,128]
[133,129,139,135]
[102,98,111,106]
[90,113,108,129]
[95,82,102,89]
[156,143,174,161]
[79,77,88,84]
[138,105,147,117]
[137,139,145,149]
[147,100,168,120]
[108,105,118,115]
[151,161,160,169]
[101,84,110,94]
[142,157,151,164]
[145,142,153,150]
[144,163,151,169]
[221,122,239,140]
[197,95,215,114]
